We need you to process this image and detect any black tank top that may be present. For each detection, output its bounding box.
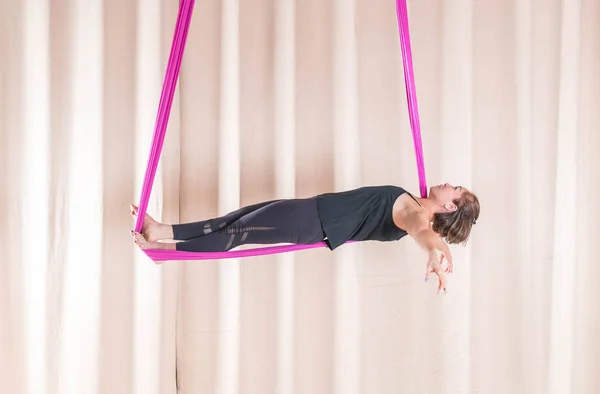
[315,185,417,250]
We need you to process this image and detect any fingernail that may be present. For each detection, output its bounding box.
[424,277,428,282]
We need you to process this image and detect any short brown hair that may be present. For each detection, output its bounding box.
[431,191,480,245]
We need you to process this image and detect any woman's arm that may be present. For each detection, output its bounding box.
[400,210,452,261]
[398,210,454,294]
[393,198,453,293]
[410,228,452,264]
[410,225,453,294]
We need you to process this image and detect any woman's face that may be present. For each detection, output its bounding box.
[429,183,469,211]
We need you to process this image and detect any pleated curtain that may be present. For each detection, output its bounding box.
[1,0,599,393]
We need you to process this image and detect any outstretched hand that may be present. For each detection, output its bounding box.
[425,249,451,294]
[441,248,453,274]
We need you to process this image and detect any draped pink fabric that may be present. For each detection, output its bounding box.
[134,0,427,262]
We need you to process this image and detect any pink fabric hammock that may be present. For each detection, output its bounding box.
[134,0,427,262]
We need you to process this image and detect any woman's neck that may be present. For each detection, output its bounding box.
[416,197,440,222]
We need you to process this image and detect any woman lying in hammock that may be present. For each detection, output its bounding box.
[131,184,479,291]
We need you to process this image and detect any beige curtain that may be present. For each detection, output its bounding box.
[1,0,599,393]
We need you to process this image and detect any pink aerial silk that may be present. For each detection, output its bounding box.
[395,0,428,199]
[134,0,426,262]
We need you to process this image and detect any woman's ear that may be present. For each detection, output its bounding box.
[444,202,457,212]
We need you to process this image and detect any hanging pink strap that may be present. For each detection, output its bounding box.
[135,0,426,261]
[396,0,428,199]
[134,0,196,234]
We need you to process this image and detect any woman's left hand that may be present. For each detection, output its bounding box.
[441,249,453,274]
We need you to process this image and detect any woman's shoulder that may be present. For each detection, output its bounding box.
[392,192,429,233]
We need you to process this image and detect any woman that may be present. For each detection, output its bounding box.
[131,183,480,292]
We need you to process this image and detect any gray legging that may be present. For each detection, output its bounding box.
[171,197,325,252]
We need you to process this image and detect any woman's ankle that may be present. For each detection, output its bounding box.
[158,224,174,240]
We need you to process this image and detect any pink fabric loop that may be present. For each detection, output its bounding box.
[134,0,427,261]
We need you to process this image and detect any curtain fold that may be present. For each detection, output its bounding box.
[1,0,599,393]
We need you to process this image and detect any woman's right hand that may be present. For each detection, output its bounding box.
[425,250,447,294]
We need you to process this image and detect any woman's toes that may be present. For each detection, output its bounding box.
[129,204,164,242]
[132,231,146,246]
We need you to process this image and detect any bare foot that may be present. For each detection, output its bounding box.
[130,204,173,242]
[131,231,153,249]
[131,231,176,252]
